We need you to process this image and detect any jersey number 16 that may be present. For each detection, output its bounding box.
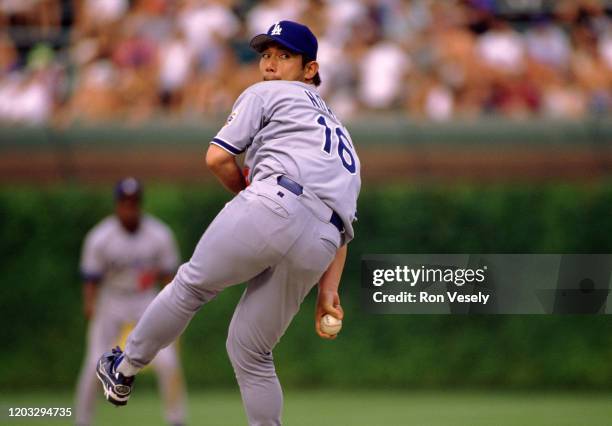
[317,116,357,174]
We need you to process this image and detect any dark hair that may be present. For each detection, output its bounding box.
[302,56,321,87]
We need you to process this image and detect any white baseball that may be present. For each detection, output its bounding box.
[320,314,342,335]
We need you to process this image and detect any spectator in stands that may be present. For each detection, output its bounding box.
[2,0,611,124]
[358,35,411,110]
[476,18,526,76]
[158,27,193,114]
[246,0,303,36]
[525,18,571,70]
[65,59,122,122]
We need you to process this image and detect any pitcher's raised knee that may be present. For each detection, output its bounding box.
[226,327,275,380]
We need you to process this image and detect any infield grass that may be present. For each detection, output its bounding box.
[1,389,610,426]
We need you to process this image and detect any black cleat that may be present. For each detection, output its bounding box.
[95,346,135,406]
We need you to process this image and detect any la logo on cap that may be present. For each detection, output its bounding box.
[271,22,282,35]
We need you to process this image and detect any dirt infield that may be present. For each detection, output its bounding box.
[2,145,612,185]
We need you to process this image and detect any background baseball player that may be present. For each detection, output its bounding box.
[75,177,187,426]
[96,21,361,426]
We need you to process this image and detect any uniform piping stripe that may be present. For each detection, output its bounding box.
[211,138,243,155]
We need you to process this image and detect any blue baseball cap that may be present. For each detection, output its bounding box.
[114,177,142,201]
[250,20,318,61]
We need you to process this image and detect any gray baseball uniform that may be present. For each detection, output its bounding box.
[123,80,361,425]
[75,215,187,426]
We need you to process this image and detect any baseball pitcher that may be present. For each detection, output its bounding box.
[96,21,361,426]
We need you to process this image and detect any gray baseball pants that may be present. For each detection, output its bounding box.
[124,177,341,426]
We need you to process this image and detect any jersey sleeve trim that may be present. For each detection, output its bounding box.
[211,138,244,156]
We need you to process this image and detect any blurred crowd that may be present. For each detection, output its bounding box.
[0,0,611,126]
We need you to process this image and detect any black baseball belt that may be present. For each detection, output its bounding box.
[276,175,344,234]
